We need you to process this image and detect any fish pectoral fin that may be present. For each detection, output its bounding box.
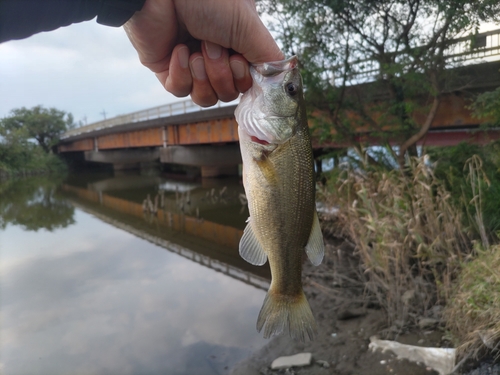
[239,220,268,266]
[305,210,325,266]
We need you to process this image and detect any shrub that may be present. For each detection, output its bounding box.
[0,142,66,177]
[444,244,500,359]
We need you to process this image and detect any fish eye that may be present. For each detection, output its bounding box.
[285,82,298,96]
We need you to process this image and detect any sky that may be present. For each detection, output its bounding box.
[0,19,182,125]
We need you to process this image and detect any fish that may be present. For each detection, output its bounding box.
[234,56,325,341]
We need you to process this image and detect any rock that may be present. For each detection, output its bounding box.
[418,318,439,330]
[369,336,456,375]
[271,353,312,370]
[316,360,330,368]
[478,330,497,349]
[402,289,415,304]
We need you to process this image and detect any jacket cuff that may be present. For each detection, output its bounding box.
[97,0,146,27]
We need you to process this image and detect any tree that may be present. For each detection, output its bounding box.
[259,0,500,167]
[0,106,75,153]
[470,87,500,127]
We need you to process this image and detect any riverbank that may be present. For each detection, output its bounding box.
[230,235,492,375]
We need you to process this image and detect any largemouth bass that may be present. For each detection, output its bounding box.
[235,56,324,341]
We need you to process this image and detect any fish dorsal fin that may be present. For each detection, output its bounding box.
[305,211,324,266]
[239,219,268,266]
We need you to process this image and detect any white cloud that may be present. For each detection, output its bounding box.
[0,19,180,125]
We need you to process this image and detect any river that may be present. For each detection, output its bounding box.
[0,172,271,375]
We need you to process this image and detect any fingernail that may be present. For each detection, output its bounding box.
[178,46,189,69]
[205,41,222,60]
[191,57,207,80]
[230,60,246,79]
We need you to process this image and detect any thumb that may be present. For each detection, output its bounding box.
[231,2,284,64]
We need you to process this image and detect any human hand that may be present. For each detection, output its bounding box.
[124,0,284,106]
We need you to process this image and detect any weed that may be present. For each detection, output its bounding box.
[320,156,472,328]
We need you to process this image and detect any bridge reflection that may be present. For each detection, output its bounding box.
[60,181,270,291]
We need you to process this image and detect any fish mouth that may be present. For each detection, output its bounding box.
[250,136,270,145]
[252,56,298,77]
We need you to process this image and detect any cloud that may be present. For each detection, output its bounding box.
[0,19,180,124]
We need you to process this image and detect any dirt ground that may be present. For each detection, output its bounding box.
[230,237,457,375]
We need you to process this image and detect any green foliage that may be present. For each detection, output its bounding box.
[470,87,500,127]
[1,105,74,153]
[444,245,500,358]
[0,106,72,176]
[426,142,500,237]
[259,0,500,163]
[0,142,64,173]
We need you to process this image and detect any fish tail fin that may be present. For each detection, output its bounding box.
[256,289,317,341]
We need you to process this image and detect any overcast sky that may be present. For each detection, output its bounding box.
[0,19,182,125]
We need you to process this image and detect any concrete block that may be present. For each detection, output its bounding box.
[369,336,455,375]
[271,353,312,370]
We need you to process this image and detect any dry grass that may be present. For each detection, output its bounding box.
[320,154,500,360]
[320,156,473,327]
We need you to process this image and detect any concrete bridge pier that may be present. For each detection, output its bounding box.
[81,144,242,178]
[160,144,241,178]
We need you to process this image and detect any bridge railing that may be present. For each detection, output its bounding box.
[61,98,237,140]
[336,28,500,84]
[445,28,500,63]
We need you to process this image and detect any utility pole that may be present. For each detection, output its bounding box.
[100,110,107,120]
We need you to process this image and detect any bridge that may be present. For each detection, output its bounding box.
[58,29,500,176]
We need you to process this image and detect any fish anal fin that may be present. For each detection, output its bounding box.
[239,220,268,266]
[305,210,325,266]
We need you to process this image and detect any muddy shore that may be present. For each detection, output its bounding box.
[229,237,489,375]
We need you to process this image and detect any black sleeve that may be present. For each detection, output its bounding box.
[0,0,146,43]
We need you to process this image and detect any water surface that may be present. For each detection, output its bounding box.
[0,173,270,375]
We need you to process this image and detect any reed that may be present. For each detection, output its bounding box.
[442,156,500,360]
[321,156,472,327]
[321,152,500,359]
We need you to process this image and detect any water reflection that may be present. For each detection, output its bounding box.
[0,173,269,375]
[0,175,75,231]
